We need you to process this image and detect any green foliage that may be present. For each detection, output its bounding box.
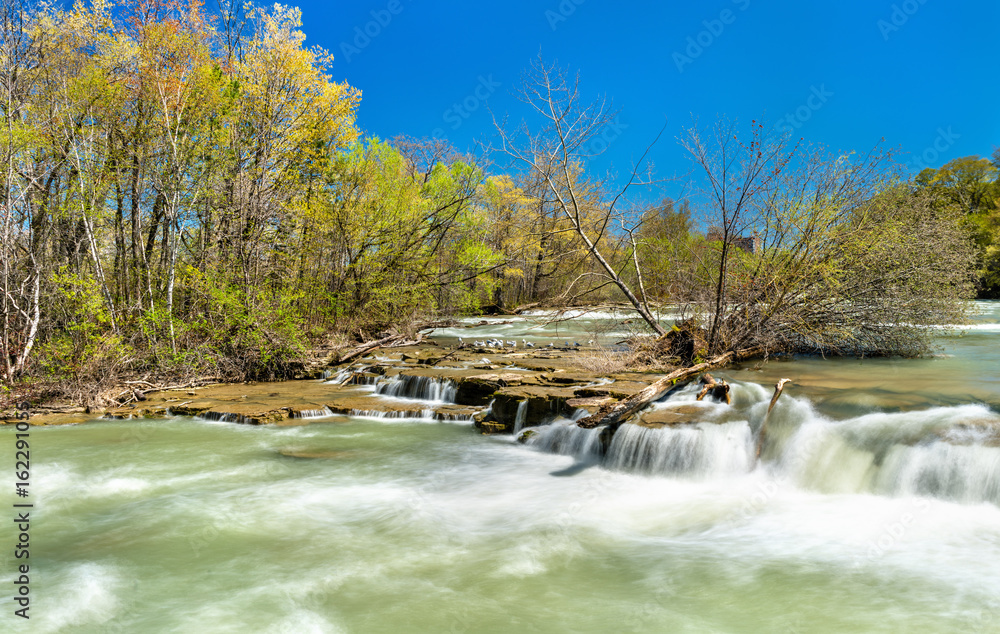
[915,155,1000,297]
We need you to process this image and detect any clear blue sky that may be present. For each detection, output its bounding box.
[302,0,998,194]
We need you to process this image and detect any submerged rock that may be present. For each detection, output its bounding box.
[517,429,537,444]
[636,404,713,429]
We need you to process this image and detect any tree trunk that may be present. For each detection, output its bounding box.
[576,349,761,430]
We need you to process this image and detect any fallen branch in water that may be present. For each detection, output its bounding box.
[756,378,792,460]
[577,348,762,430]
[430,345,465,366]
[336,333,407,365]
[697,373,731,404]
[114,377,222,406]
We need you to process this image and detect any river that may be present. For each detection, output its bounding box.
[4,304,1000,633]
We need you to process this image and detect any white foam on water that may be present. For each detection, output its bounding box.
[28,563,121,633]
[262,610,346,634]
[606,421,755,478]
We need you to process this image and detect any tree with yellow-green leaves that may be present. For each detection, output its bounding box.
[915,155,1000,296]
[0,0,499,401]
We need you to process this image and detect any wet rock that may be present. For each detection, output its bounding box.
[637,404,712,428]
[517,429,537,444]
[454,375,505,406]
[326,396,430,418]
[433,404,479,422]
[574,387,612,398]
[347,372,382,386]
[488,386,578,432]
[293,367,326,380]
[167,402,215,417]
[201,407,288,425]
[477,420,508,435]
[541,372,590,385]
[607,381,655,400]
[566,396,613,412]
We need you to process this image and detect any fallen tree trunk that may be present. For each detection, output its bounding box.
[336,333,407,365]
[114,377,223,403]
[415,320,458,331]
[577,348,761,430]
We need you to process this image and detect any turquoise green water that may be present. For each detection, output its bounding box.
[3,304,1000,633]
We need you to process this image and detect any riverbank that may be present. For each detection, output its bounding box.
[0,339,676,429]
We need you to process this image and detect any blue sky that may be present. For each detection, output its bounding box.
[303,0,998,196]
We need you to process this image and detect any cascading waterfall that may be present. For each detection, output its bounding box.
[778,403,1000,504]
[374,375,457,403]
[525,378,1000,507]
[197,412,257,425]
[325,368,354,385]
[513,400,529,434]
[604,421,754,477]
[525,419,606,460]
[291,407,334,419]
[347,408,437,420]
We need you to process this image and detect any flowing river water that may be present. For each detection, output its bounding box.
[4,305,1000,632]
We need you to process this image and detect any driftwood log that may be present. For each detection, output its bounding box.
[336,333,407,365]
[336,319,454,365]
[756,378,792,460]
[114,377,222,406]
[696,373,731,404]
[576,349,761,430]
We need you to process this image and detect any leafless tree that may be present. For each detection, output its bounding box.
[493,56,667,335]
[680,122,975,357]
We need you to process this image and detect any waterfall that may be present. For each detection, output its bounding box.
[291,407,334,419]
[347,408,437,420]
[513,400,529,434]
[374,375,457,403]
[197,412,259,425]
[525,420,606,460]
[875,442,1000,504]
[325,368,354,385]
[604,421,754,477]
[523,378,1000,507]
[778,404,1000,504]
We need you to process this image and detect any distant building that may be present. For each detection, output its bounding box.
[706,227,762,254]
